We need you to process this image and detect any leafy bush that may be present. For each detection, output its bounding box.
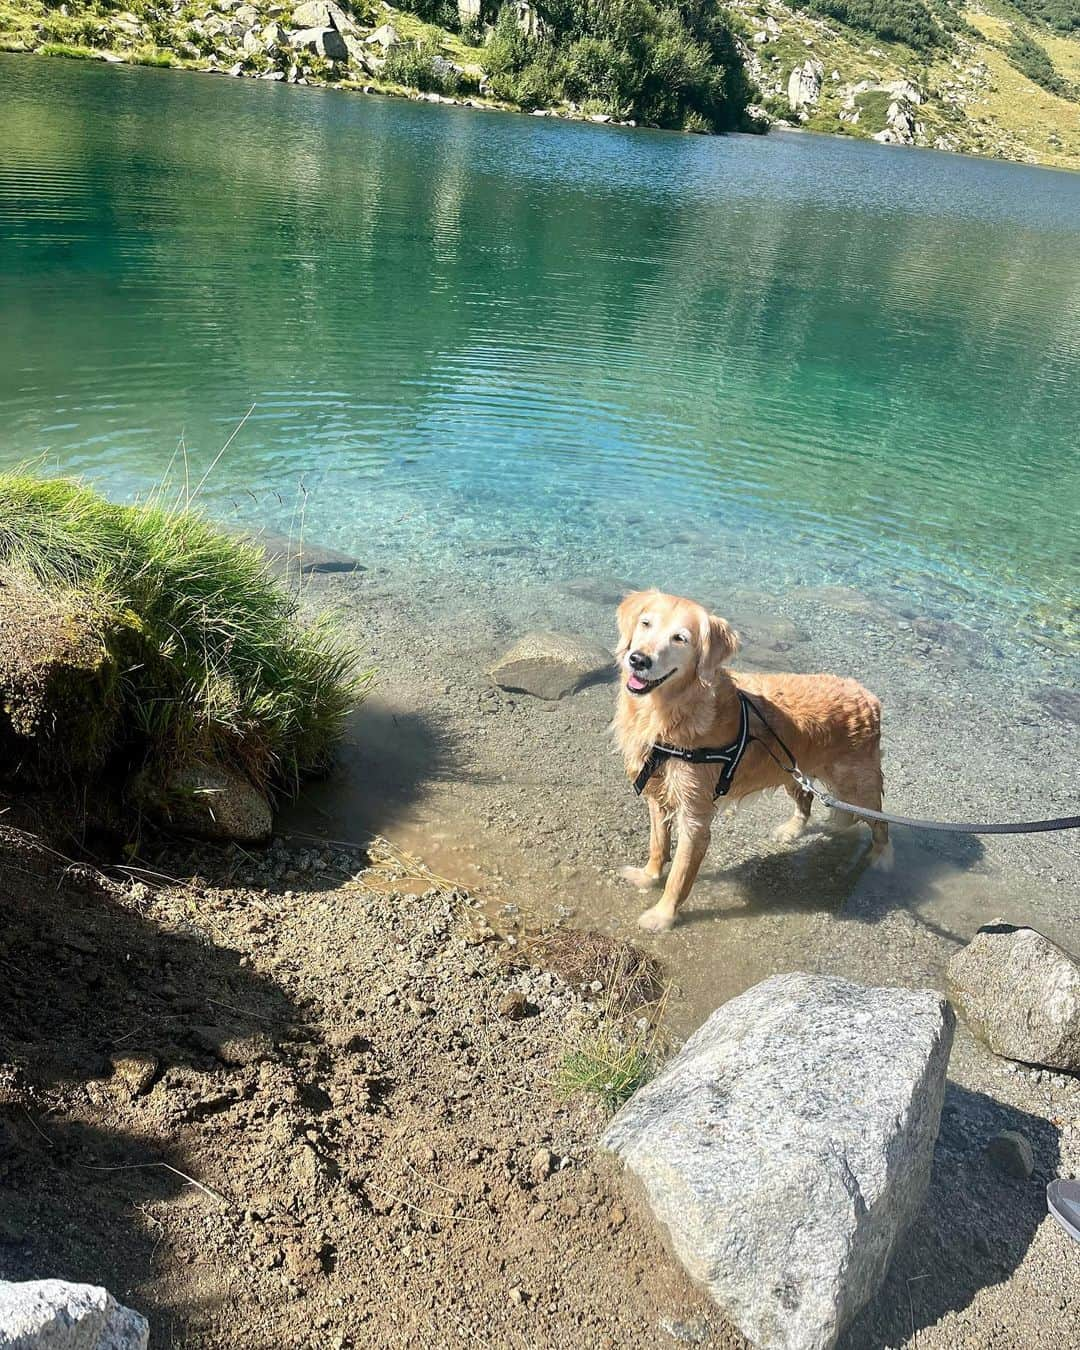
[481,0,755,131]
[383,39,463,94]
[0,474,365,794]
[1006,0,1079,36]
[802,0,950,53]
[1005,28,1077,99]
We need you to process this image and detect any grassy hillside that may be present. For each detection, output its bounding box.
[0,0,1077,165]
[735,0,1079,168]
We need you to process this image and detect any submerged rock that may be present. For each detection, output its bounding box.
[948,923,1080,1071]
[602,973,954,1350]
[489,632,613,700]
[0,1279,148,1349]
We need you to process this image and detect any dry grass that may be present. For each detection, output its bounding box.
[516,928,666,1012]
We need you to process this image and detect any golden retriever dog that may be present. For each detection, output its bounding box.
[613,590,890,931]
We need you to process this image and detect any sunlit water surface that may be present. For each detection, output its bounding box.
[1,54,1078,670]
[2,59,1079,1018]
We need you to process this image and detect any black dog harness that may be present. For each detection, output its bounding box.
[633,690,758,799]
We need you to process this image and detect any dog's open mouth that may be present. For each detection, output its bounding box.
[625,669,674,696]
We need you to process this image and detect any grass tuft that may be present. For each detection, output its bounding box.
[0,472,368,795]
[556,1027,655,1111]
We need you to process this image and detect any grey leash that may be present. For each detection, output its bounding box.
[740,694,1080,837]
[787,766,1080,835]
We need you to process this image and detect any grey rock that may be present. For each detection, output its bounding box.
[292,0,356,31]
[0,1279,148,1349]
[986,1130,1035,1180]
[947,923,1080,1071]
[788,59,824,112]
[602,973,954,1350]
[191,1024,276,1066]
[365,22,400,49]
[142,761,273,844]
[489,632,612,700]
[288,25,348,62]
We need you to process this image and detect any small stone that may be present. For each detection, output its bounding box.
[109,1051,159,1097]
[986,1130,1035,1180]
[530,1146,554,1182]
[508,1286,526,1305]
[608,1205,627,1229]
[191,1024,276,1066]
[497,991,536,1021]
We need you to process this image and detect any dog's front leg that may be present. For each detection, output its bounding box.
[619,796,671,890]
[638,809,711,932]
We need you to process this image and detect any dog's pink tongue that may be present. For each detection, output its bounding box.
[627,674,648,692]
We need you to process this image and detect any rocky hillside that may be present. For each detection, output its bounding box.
[735,0,1080,168]
[0,0,1077,165]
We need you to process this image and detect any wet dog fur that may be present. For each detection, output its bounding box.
[612,590,891,931]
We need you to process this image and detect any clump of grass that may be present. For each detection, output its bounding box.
[537,928,670,1110]
[556,1025,655,1111]
[0,472,367,795]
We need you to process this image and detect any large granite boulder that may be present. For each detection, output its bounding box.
[603,973,954,1350]
[948,923,1080,1071]
[291,0,355,30]
[788,59,824,112]
[288,25,348,62]
[489,632,612,700]
[0,1279,148,1349]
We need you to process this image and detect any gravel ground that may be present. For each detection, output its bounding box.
[279,552,1080,1348]
[1,550,1076,1348]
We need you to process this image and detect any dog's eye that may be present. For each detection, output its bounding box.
[640,617,651,629]
[673,632,688,644]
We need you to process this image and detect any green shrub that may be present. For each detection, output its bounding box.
[1005,29,1077,100]
[1006,0,1079,36]
[482,0,755,130]
[556,1027,654,1109]
[383,39,462,93]
[801,0,950,53]
[0,474,366,794]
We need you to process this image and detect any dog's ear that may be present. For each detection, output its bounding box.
[698,611,740,685]
[616,590,656,655]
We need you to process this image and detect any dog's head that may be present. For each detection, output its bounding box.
[615,590,739,697]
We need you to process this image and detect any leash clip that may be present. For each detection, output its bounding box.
[790,766,815,796]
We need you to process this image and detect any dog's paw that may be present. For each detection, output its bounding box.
[619,865,662,891]
[870,841,895,873]
[637,904,675,933]
[770,817,807,844]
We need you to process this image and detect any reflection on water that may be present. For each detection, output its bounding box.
[1,53,1079,675]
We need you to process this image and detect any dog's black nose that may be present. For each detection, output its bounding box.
[628,650,652,672]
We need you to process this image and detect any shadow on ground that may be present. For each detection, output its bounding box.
[278,699,458,846]
[679,823,986,947]
[0,829,301,1342]
[844,1081,1060,1348]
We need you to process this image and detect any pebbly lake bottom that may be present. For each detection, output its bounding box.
[278,540,1079,1041]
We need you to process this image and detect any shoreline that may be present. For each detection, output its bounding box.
[2,44,1077,175]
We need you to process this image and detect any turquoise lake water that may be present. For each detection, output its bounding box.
[1,54,1078,673]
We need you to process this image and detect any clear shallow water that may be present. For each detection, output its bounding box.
[1,54,1079,669]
